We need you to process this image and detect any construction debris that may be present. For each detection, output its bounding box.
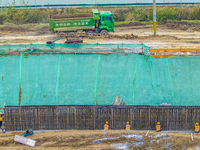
[24,129,34,137]
[65,37,83,44]
[14,135,36,147]
[146,130,150,136]
[113,96,122,105]
[46,35,83,44]
[160,102,171,106]
[191,133,193,142]
[46,37,61,44]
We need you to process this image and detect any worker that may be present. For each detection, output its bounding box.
[125,122,130,130]
[156,122,162,132]
[195,123,199,133]
[104,121,109,130]
[0,112,3,131]
[95,20,98,28]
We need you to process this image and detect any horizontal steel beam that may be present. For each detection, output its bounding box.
[5,105,200,109]
[0,2,199,9]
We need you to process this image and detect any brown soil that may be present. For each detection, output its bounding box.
[0,25,50,34]
[0,130,199,150]
[116,22,142,27]
[160,20,200,31]
[116,20,200,31]
[89,34,179,41]
[0,26,27,33]
[0,20,200,47]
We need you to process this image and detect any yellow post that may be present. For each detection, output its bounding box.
[153,0,156,35]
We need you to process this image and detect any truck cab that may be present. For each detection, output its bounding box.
[92,9,115,34]
[99,11,115,32]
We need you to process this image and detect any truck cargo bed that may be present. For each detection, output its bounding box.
[49,17,94,32]
[51,13,93,19]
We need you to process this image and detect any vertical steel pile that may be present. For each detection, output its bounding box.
[4,105,200,131]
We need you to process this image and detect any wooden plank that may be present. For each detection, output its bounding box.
[14,135,36,147]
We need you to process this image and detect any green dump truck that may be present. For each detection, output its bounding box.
[49,9,115,35]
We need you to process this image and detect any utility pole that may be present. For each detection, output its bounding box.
[153,0,156,35]
[35,0,36,8]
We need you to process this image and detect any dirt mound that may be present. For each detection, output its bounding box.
[84,33,138,40]
[138,35,180,40]
[161,20,200,31]
[116,22,142,27]
[0,26,27,33]
[110,33,138,39]
[30,26,52,36]
[86,34,178,41]
[0,25,51,35]
[39,26,50,32]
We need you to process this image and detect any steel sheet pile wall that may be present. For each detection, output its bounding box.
[4,106,200,131]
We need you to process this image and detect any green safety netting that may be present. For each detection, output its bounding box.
[0,43,150,55]
[0,43,198,108]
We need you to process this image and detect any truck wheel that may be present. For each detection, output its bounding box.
[100,30,108,36]
[87,31,94,38]
[58,32,66,38]
[67,32,76,37]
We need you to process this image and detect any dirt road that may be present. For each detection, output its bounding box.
[0,130,200,150]
[0,21,200,47]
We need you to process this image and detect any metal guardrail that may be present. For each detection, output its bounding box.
[0,43,150,55]
[0,2,200,9]
[150,47,200,57]
[4,105,200,131]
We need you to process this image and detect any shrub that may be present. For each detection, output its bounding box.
[0,2,200,25]
[0,12,7,24]
[133,8,149,21]
[180,5,190,20]
[114,9,129,21]
[190,5,200,20]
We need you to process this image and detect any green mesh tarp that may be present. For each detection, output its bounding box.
[0,43,198,107]
[0,43,149,54]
